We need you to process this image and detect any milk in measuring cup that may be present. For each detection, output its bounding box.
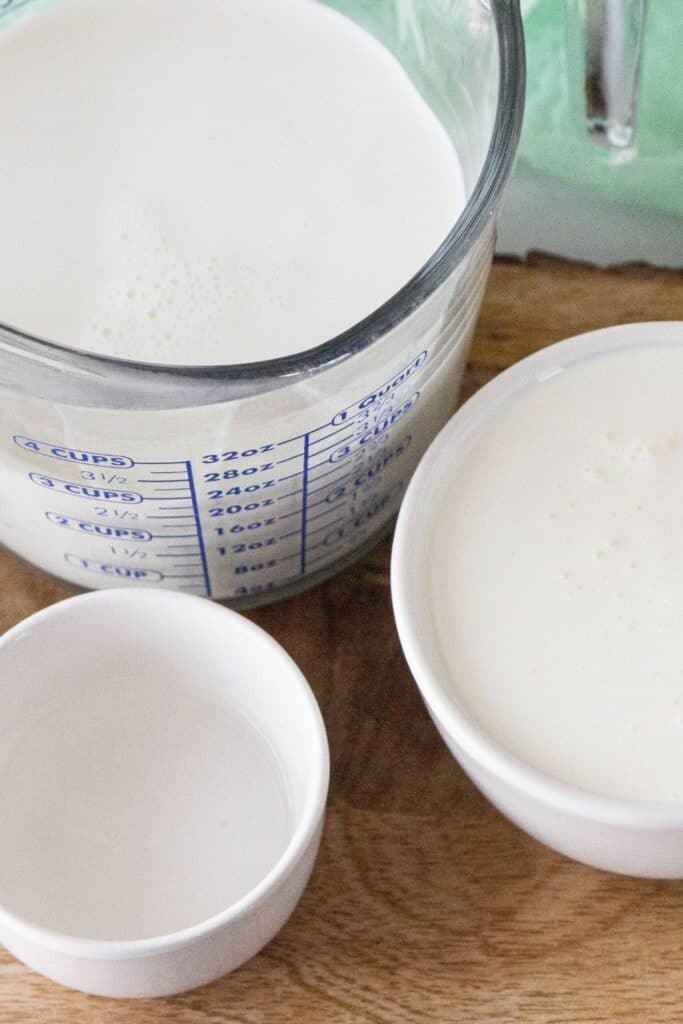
[430,341,683,803]
[0,0,466,363]
[0,0,490,604]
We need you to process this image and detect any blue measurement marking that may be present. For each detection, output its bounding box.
[299,432,311,576]
[305,537,340,554]
[309,452,353,472]
[307,502,348,524]
[308,464,353,485]
[277,451,306,466]
[307,548,344,570]
[137,460,187,465]
[307,422,353,445]
[153,535,196,541]
[309,433,355,458]
[306,516,346,539]
[33,355,416,599]
[277,551,304,562]
[274,572,306,587]
[147,514,196,520]
[146,496,194,502]
[305,494,347,513]
[261,574,298,590]
[186,460,212,598]
[276,404,366,448]
[158,553,202,560]
[306,475,353,499]
[36,449,215,589]
[278,507,306,522]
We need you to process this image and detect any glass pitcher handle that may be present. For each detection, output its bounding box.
[566,0,648,149]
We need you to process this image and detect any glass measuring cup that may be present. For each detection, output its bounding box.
[0,0,525,607]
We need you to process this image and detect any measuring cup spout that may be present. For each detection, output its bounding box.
[566,0,648,149]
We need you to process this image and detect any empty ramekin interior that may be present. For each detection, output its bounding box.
[0,590,326,942]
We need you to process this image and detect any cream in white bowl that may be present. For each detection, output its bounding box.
[392,323,683,877]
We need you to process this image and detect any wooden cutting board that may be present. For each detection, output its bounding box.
[1,256,682,1024]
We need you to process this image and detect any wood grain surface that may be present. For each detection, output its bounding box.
[1,256,682,1023]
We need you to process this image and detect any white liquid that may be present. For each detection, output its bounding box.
[432,346,683,804]
[0,0,466,364]
[0,674,292,940]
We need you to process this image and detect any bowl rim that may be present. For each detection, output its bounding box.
[392,321,683,829]
[0,587,330,960]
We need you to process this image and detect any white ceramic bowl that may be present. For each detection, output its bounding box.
[0,589,329,997]
[392,322,683,878]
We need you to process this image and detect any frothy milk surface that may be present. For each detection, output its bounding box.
[0,0,466,365]
[431,346,683,804]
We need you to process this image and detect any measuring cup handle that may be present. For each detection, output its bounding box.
[565,0,648,149]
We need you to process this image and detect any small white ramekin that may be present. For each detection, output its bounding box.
[392,322,683,878]
[0,588,329,997]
